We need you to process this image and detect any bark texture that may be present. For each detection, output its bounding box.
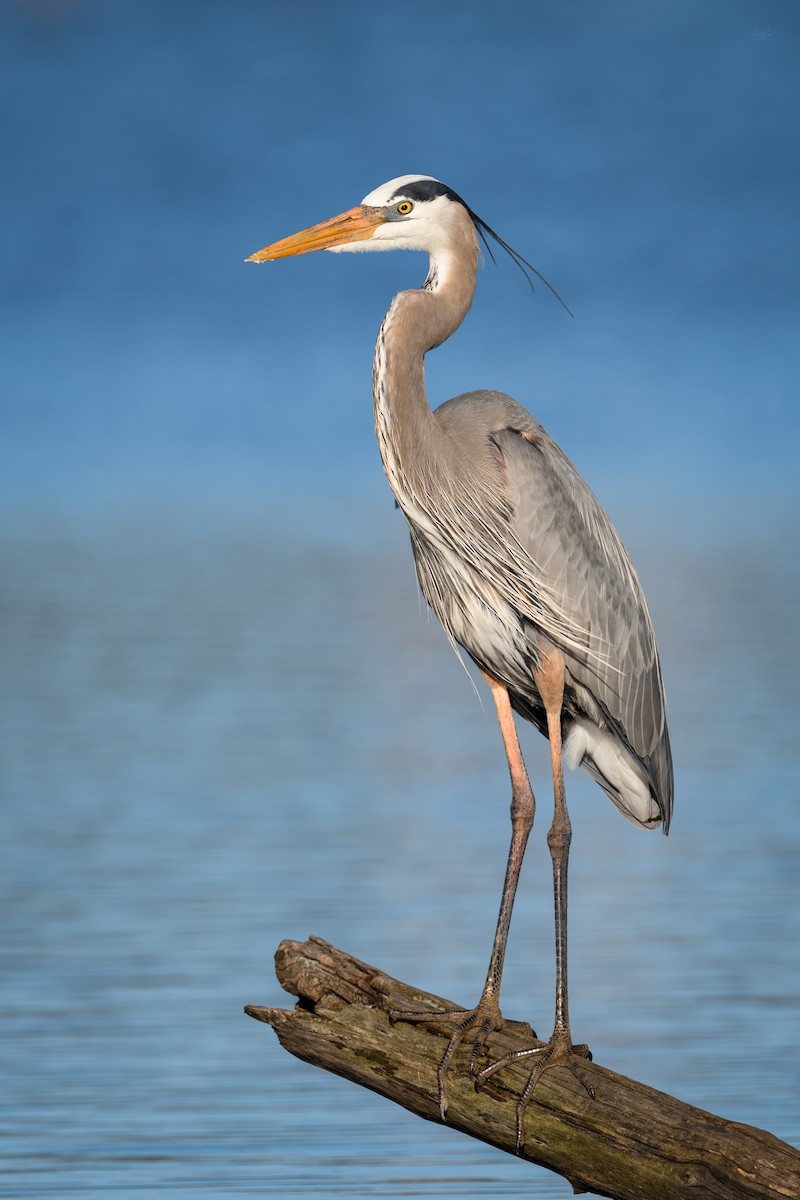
[245,936,799,1200]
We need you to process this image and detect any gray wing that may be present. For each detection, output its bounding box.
[491,419,673,828]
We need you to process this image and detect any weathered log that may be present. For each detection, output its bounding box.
[245,936,799,1200]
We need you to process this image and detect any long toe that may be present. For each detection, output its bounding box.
[476,1034,593,1151]
[391,995,509,1121]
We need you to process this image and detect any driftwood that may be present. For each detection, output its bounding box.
[245,936,799,1200]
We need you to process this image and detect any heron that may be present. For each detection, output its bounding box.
[246,175,673,1144]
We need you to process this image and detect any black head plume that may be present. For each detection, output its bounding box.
[389,178,574,318]
[468,206,574,319]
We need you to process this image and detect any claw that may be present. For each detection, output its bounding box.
[391,996,509,1121]
[476,1036,594,1152]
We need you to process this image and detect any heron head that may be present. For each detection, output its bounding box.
[245,174,572,315]
[245,174,476,263]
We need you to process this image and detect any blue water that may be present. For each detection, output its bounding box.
[2,0,799,508]
[2,497,799,1197]
[2,0,799,1195]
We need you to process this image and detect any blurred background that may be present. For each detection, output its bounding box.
[1,1,798,1197]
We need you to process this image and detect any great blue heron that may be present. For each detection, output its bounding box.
[247,175,673,1144]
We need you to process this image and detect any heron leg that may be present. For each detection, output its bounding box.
[390,672,536,1121]
[470,674,537,1013]
[476,648,593,1150]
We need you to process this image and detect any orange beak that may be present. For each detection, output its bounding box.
[245,205,384,262]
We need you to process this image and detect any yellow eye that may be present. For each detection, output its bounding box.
[396,200,413,215]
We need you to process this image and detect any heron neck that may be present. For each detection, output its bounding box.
[372,247,477,506]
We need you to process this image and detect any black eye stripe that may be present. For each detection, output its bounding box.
[388,179,465,207]
[385,177,573,317]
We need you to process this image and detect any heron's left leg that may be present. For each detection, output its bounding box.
[477,647,593,1148]
[389,672,536,1121]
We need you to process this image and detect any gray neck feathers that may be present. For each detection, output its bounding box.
[372,229,479,514]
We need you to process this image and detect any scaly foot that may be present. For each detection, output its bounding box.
[477,1028,594,1150]
[390,995,531,1120]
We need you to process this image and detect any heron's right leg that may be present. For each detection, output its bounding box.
[476,648,593,1150]
[390,673,536,1120]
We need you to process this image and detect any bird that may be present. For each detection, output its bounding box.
[246,174,673,1146]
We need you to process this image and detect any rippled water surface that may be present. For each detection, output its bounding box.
[2,0,798,1192]
[2,497,798,1198]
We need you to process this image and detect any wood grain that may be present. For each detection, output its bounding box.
[246,937,799,1200]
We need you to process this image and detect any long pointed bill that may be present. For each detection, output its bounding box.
[245,205,384,262]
